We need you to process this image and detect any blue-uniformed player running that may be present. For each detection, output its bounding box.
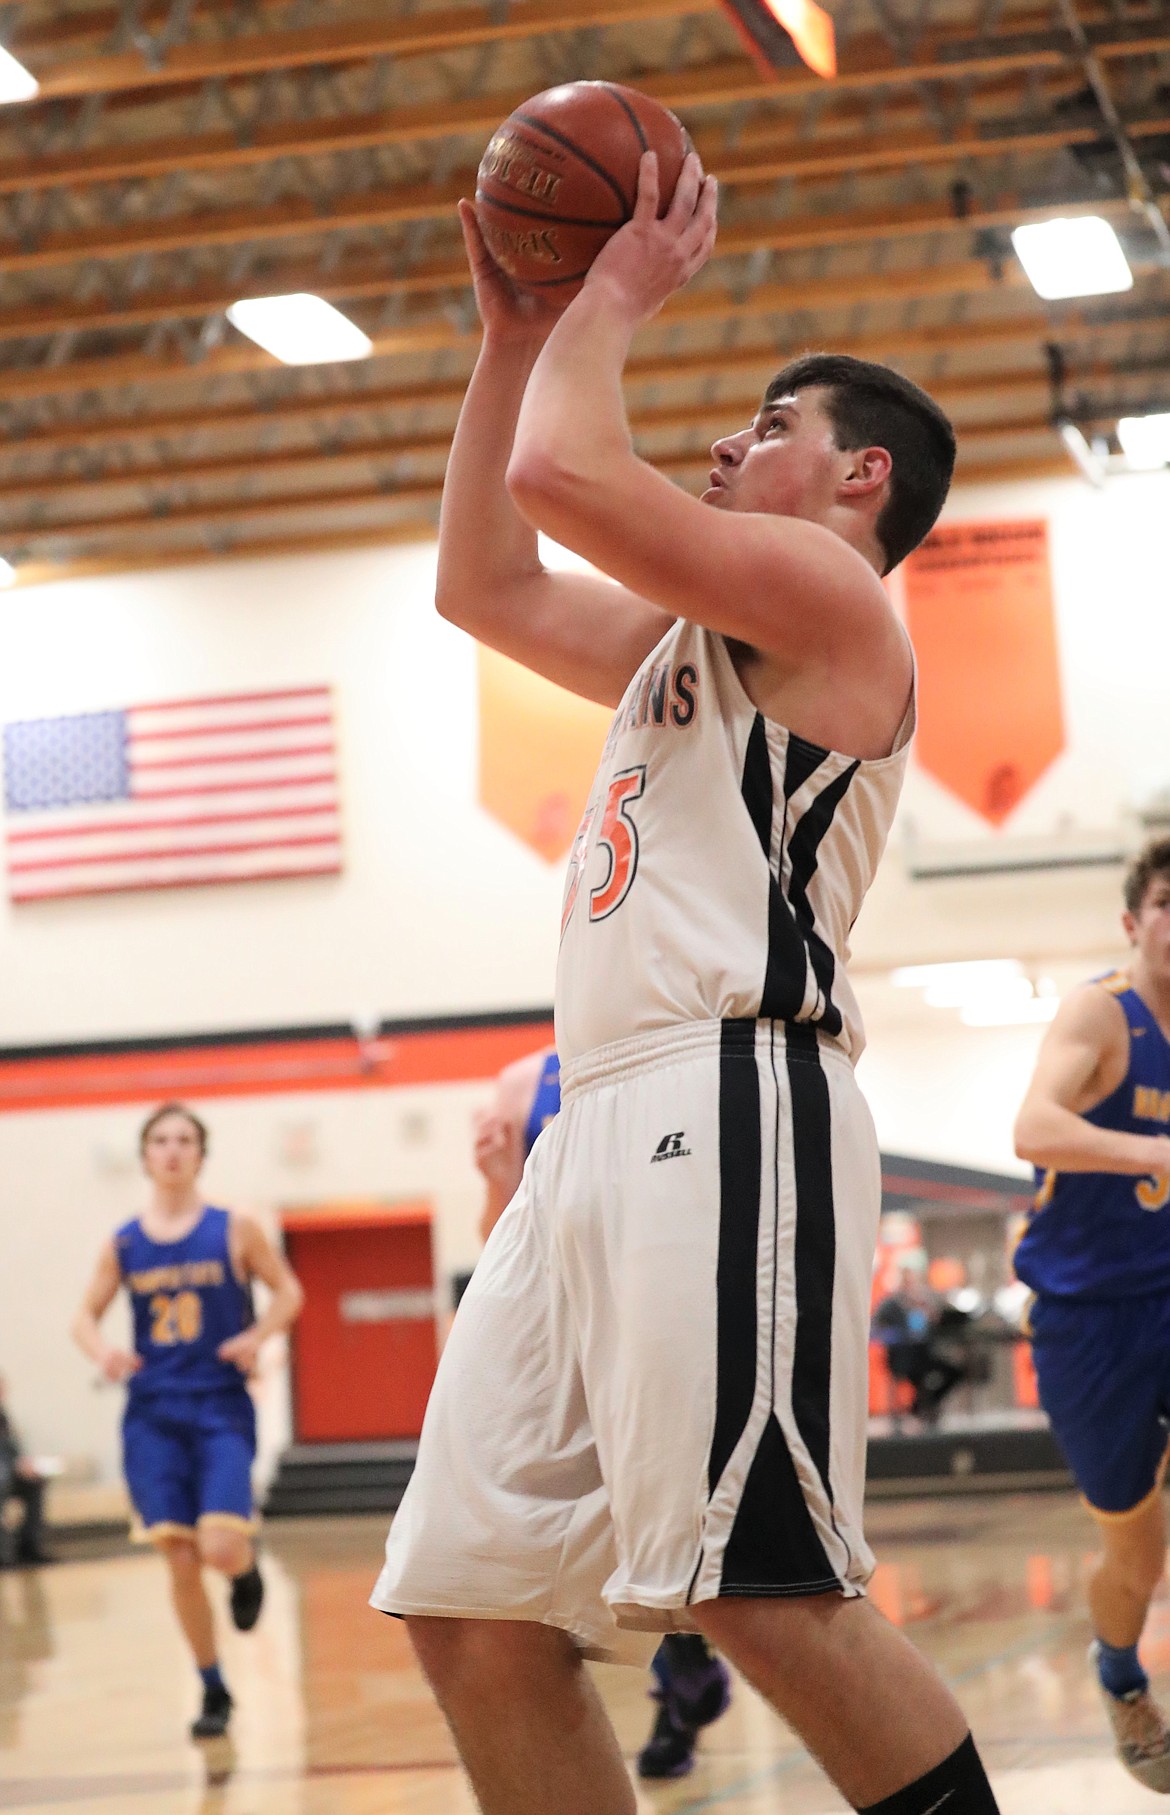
[72,1102,303,1740]
[1015,837,1170,1793]
[473,1044,732,1779]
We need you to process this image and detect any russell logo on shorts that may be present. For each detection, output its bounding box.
[651,1132,692,1162]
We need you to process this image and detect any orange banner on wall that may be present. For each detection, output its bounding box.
[903,519,1066,826]
[477,646,611,862]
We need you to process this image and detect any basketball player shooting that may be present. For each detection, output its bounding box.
[372,147,998,1813]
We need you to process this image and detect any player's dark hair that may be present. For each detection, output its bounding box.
[1124,837,1170,914]
[763,354,956,573]
[139,1101,209,1158]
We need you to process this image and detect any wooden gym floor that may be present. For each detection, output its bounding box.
[3,1492,1170,1813]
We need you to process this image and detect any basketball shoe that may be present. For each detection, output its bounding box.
[1091,1642,1170,1791]
[191,1684,233,1740]
[230,1562,264,1631]
[637,1636,731,1779]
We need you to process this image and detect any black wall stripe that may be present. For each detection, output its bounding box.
[786,1022,836,1502]
[719,1411,837,1593]
[0,1005,554,1065]
[708,1018,762,1497]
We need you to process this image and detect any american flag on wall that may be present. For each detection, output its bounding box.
[3,686,342,902]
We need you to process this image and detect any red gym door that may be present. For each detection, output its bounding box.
[282,1201,439,1442]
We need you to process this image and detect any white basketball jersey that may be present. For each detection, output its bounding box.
[556,619,914,1067]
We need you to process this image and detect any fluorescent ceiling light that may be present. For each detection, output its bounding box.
[893,959,1061,1020]
[0,556,16,588]
[1010,216,1133,301]
[0,46,38,105]
[960,995,1060,1028]
[892,960,1023,995]
[1117,412,1170,471]
[225,294,372,365]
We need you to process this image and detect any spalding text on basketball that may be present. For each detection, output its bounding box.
[482,222,563,267]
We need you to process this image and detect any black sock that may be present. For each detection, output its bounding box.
[659,1632,715,1669]
[856,1734,999,1813]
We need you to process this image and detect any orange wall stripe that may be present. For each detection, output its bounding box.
[0,1018,555,1114]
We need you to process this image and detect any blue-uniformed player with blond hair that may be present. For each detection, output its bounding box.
[1015,836,1170,1792]
[72,1101,303,1739]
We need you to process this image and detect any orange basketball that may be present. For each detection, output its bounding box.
[475,82,693,305]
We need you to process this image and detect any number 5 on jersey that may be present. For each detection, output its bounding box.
[589,766,646,922]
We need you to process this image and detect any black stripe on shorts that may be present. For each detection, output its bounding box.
[706,1018,839,1597]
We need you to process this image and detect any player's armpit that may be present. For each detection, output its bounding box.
[505,449,899,677]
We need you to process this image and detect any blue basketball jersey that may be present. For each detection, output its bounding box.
[1014,973,1170,1299]
[523,1051,561,1158]
[115,1206,253,1397]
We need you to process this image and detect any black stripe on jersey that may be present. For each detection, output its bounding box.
[786,1021,836,1499]
[784,754,860,1038]
[708,1017,761,1497]
[740,713,774,856]
[740,714,809,1021]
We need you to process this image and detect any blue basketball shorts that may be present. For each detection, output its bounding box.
[1030,1291,1170,1515]
[122,1387,257,1542]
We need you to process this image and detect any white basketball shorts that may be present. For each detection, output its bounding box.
[371,1017,881,1664]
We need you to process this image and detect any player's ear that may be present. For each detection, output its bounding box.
[838,444,892,499]
[1122,908,1138,945]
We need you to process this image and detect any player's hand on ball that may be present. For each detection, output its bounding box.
[218,1329,263,1376]
[100,1348,142,1383]
[458,200,563,345]
[585,151,717,322]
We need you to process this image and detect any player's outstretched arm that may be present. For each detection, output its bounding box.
[71,1240,141,1382]
[219,1218,304,1373]
[435,202,673,708]
[1014,985,1170,1177]
[507,154,904,691]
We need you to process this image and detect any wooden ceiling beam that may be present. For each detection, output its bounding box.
[6,520,442,590]
[0,63,1089,198]
[0,249,1027,346]
[1,450,1082,590]
[9,324,1169,530]
[0,429,1084,547]
[0,401,1114,508]
[3,477,447,543]
[6,229,1159,407]
[7,331,1167,469]
[16,3,1166,105]
[0,154,1125,278]
[17,0,717,101]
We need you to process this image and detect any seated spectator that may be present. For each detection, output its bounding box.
[0,1375,51,1567]
[872,1257,968,1426]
